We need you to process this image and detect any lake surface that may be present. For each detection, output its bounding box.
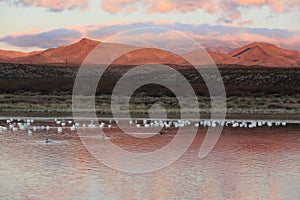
[1,125,300,200]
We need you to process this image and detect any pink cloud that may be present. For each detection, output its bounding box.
[101,0,139,13]
[6,0,89,11]
[101,0,300,24]
[232,0,266,6]
[101,0,218,14]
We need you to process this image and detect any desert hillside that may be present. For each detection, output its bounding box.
[1,38,300,67]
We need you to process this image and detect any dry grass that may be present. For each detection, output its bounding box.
[1,93,300,119]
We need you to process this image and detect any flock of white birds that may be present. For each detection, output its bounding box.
[0,118,288,135]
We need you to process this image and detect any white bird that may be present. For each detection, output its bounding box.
[249,121,257,128]
[9,123,14,129]
[27,130,32,135]
[19,125,26,131]
[207,121,211,127]
[70,125,76,131]
[232,123,239,128]
[211,121,217,127]
[88,122,96,128]
[177,123,185,127]
[57,127,63,133]
[241,122,247,128]
[257,121,262,127]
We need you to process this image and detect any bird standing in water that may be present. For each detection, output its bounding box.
[159,130,166,135]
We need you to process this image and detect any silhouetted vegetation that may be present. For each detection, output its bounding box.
[1,63,300,96]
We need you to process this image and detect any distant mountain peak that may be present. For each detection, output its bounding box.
[77,38,100,44]
[243,42,283,50]
[0,38,299,67]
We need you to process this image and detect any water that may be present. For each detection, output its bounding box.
[1,126,300,200]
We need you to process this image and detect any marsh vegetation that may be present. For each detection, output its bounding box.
[1,63,300,119]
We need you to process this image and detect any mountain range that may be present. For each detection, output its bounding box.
[1,38,300,67]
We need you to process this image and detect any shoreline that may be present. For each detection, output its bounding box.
[1,114,300,123]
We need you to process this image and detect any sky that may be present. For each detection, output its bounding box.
[0,0,300,52]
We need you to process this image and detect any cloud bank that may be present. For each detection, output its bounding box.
[2,0,300,23]
[101,0,300,23]
[1,22,299,53]
[0,28,82,48]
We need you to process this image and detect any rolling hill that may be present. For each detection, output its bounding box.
[7,38,100,66]
[0,38,300,67]
[228,42,300,67]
